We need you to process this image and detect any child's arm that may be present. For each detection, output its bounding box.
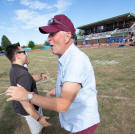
[16,73,51,126]
[20,101,51,127]
[32,73,50,82]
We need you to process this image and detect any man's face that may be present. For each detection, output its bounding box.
[48,31,67,56]
[16,47,27,65]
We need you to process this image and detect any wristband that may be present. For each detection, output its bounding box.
[37,116,42,122]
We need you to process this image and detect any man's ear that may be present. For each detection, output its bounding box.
[65,32,72,43]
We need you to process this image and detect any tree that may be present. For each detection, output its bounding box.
[44,41,50,46]
[77,30,85,36]
[1,35,12,49]
[73,33,77,40]
[0,46,3,53]
[72,33,77,45]
[28,41,35,48]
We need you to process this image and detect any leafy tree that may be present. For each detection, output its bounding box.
[44,41,50,46]
[73,33,77,40]
[77,30,85,36]
[1,35,12,49]
[22,45,27,48]
[72,33,77,45]
[28,41,35,48]
[0,46,4,53]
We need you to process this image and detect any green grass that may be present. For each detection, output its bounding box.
[0,47,135,134]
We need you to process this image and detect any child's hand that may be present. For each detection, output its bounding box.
[46,88,56,97]
[39,116,52,127]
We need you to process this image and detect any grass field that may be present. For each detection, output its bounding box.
[0,47,135,134]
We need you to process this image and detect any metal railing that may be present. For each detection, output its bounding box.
[77,28,131,40]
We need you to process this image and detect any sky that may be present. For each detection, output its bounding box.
[0,0,135,46]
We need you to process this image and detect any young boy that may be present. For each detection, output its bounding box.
[5,44,51,134]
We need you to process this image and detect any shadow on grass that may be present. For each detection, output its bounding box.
[0,72,9,78]
[43,110,71,134]
[0,102,22,134]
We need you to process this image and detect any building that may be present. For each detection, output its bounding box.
[77,12,135,46]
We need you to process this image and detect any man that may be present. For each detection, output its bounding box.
[5,44,51,134]
[6,14,100,134]
[14,42,50,81]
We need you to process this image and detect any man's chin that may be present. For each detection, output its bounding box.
[51,49,55,54]
[52,51,59,56]
[52,51,56,55]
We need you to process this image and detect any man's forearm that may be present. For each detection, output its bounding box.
[20,101,39,120]
[6,84,74,113]
[32,74,41,82]
[31,94,70,113]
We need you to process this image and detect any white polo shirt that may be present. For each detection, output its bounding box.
[56,44,100,133]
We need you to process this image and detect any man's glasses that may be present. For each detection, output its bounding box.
[48,18,69,30]
[17,51,26,54]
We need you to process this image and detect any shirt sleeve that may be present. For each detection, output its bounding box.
[16,73,33,92]
[63,55,90,85]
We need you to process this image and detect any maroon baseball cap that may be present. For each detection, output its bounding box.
[39,14,75,35]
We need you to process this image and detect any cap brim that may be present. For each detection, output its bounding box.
[39,25,60,34]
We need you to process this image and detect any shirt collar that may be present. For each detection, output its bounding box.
[58,43,74,65]
[12,64,28,71]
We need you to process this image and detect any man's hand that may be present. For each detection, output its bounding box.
[6,84,29,101]
[46,88,56,97]
[39,116,52,127]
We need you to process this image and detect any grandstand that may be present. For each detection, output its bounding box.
[77,12,135,46]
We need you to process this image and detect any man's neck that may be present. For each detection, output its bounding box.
[12,61,24,66]
[60,40,73,57]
